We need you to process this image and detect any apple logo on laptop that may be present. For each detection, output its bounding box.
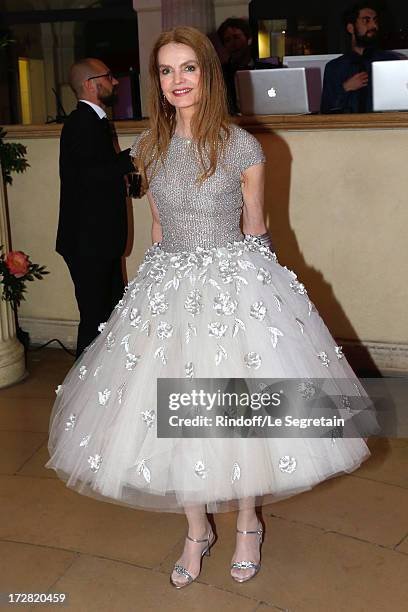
[267,87,277,98]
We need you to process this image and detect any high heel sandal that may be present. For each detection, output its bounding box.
[230,522,263,583]
[170,529,216,589]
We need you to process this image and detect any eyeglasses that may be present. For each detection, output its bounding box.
[86,71,116,82]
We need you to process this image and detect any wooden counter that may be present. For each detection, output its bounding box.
[4,111,408,139]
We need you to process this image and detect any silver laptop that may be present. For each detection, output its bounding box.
[235,67,321,115]
[373,59,408,111]
[283,54,342,88]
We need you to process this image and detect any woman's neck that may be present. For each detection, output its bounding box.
[174,107,195,139]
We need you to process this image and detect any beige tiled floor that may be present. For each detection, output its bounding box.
[0,348,407,612]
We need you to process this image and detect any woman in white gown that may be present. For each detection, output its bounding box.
[46,26,372,587]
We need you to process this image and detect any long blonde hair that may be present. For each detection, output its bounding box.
[136,26,231,191]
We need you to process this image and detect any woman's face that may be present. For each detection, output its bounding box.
[158,42,201,111]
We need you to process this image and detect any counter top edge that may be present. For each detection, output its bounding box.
[3,112,408,138]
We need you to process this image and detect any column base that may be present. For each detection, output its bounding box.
[0,337,27,389]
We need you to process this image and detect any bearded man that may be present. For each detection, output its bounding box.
[321,3,400,113]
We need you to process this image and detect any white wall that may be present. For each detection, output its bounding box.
[4,124,408,371]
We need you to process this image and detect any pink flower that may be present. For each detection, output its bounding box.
[5,251,30,278]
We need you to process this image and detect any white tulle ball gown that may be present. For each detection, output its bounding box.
[45,125,372,513]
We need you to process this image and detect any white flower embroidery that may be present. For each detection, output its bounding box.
[149,292,169,316]
[317,351,330,367]
[154,346,167,365]
[194,460,209,479]
[157,321,174,340]
[244,352,262,369]
[141,410,156,428]
[88,454,102,472]
[79,434,91,447]
[218,259,239,284]
[237,259,256,271]
[105,332,115,351]
[98,389,111,406]
[129,308,142,328]
[117,382,125,404]
[273,295,283,312]
[130,285,140,299]
[278,456,297,474]
[185,362,194,378]
[298,381,317,400]
[208,322,228,338]
[93,365,102,377]
[295,318,305,334]
[250,300,267,321]
[64,413,76,431]
[257,267,272,285]
[213,292,238,316]
[126,353,141,370]
[268,326,284,348]
[121,307,129,318]
[290,279,307,295]
[136,458,151,483]
[215,344,228,365]
[335,346,344,359]
[185,322,197,344]
[141,320,151,336]
[163,275,181,291]
[232,317,246,338]
[121,334,130,353]
[184,289,203,316]
[148,263,166,284]
[231,462,241,482]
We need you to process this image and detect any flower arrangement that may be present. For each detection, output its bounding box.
[0,247,48,307]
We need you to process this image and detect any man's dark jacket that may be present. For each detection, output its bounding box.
[321,49,400,114]
[56,101,134,259]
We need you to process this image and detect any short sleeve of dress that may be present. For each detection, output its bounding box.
[233,126,266,172]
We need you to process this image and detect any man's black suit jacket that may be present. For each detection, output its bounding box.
[56,101,134,260]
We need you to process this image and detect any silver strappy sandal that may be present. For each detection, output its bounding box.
[170,529,215,589]
[231,522,263,583]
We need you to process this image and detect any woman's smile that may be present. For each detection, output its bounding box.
[172,87,193,96]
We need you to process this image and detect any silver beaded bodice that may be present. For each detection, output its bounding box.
[131,125,265,253]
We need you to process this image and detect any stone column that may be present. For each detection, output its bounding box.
[214,1,249,26]
[0,169,26,388]
[161,0,215,33]
[133,0,162,117]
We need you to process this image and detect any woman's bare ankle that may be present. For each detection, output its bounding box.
[237,514,259,532]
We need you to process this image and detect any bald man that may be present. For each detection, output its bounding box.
[56,58,135,357]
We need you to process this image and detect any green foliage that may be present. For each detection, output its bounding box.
[0,33,13,49]
[0,34,29,185]
[0,128,30,185]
